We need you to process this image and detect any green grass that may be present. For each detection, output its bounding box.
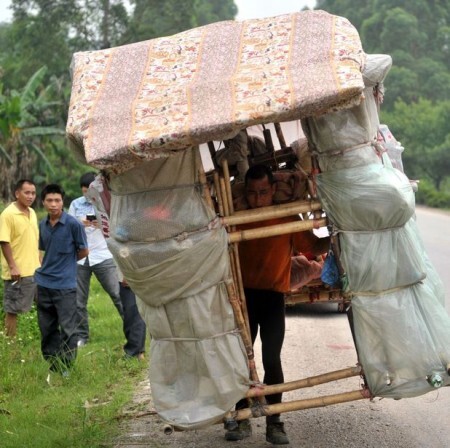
[0,278,148,448]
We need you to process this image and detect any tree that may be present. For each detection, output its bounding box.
[0,67,65,201]
[125,0,237,44]
[381,99,450,190]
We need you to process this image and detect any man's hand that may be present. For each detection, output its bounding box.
[9,266,21,282]
[81,218,99,229]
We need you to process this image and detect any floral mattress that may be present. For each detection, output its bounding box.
[66,10,365,172]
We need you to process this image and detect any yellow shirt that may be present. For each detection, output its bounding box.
[0,202,40,280]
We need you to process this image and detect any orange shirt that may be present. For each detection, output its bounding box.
[238,216,318,293]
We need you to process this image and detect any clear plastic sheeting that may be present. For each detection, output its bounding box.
[339,219,427,293]
[110,186,214,242]
[302,53,450,398]
[316,160,415,231]
[352,279,450,398]
[139,283,248,428]
[378,124,405,173]
[107,148,249,428]
[315,144,381,172]
[109,228,231,307]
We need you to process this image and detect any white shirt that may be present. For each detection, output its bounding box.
[68,196,114,266]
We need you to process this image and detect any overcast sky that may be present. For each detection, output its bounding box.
[0,1,317,23]
[0,0,11,22]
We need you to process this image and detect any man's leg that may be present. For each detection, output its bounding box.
[258,290,285,405]
[258,290,289,445]
[76,262,92,343]
[54,288,79,371]
[120,283,146,358]
[92,258,124,318]
[37,286,62,371]
[4,277,36,338]
[5,312,17,337]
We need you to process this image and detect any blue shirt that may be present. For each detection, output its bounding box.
[35,211,88,289]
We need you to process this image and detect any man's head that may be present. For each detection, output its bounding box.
[80,172,96,196]
[14,179,36,209]
[41,184,65,218]
[245,164,276,209]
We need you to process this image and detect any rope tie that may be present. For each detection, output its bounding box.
[155,328,241,342]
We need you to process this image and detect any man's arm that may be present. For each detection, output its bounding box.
[0,241,20,280]
[293,229,330,258]
[77,248,89,261]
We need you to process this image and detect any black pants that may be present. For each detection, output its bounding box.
[37,286,78,371]
[237,288,285,413]
[120,283,146,357]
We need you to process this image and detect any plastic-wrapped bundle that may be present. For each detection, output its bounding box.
[316,144,381,172]
[378,124,405,173]
[109,228,230,306]
[138,283,248,428]
[107,148,249,428]
[316,159,415,231]
[110,186,213,242]
[352,276,450,398]
[339,218,426,293]
[303,53,449,401]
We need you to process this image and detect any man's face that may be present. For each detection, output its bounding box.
[15,182,36,208]
[245,175,275,209]
[42,193,64,218]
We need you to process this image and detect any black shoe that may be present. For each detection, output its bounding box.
[266,421,289,445]
[225,419,252,441]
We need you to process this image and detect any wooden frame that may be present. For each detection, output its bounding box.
[207,153,368,424]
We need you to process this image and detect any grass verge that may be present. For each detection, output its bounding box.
[0,278,148,448]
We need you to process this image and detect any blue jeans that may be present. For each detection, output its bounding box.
[37,286,78,371]
[76,258,124,341]
[121,283,146,357]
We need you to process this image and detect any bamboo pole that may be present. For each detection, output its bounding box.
[284,290,345,305]
[223,200,323,226]
[230,390,368,421]
[231,243,251,336]
[220,162,266,407]
[274,122,287,148]
[219,176,230,216]
[229,218,328,243]
[224,280,260,388]
[246,366,361,398]
[213,172,224,217]
[221,159,234,215]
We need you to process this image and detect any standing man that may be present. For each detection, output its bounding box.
[0,179,40,337]
[87,173,146,360]
[35,184,88,375]
[225,165,329,445]
[69,172,123,347]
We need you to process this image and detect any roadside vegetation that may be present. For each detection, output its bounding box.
[0,277,148,448]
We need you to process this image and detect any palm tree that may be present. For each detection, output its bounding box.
[0,66,65,202]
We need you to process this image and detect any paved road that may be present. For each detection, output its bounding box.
[115,206,450,447]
